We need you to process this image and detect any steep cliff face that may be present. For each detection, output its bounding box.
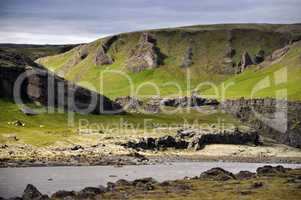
[221,98,301,148]
[0,50,122,114]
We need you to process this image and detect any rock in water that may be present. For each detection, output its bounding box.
[22,184,49,200]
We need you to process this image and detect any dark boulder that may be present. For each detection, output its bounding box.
[51,190,76,199]
[200,168,236,181]
[132,177,157,191]
[77,186,105,199]
[115,179,131,187]
[71,145,84,151]
[236,171,256,180]
[256,165,288,176]
[22,184,49,200]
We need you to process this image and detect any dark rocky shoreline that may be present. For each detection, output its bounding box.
[1,165,300,200]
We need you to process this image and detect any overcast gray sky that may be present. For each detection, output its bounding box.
[0,0,301,44]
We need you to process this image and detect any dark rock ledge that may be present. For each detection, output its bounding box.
[121,129,262,151]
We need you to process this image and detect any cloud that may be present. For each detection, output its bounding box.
[0,0,300,44]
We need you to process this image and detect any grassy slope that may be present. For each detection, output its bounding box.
[0,99,240,146]
[38,24,300,99]
[203,41,301,101]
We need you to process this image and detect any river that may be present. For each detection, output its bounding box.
[1,161,301,198]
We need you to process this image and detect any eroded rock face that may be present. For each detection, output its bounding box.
[0,50,123,115]
[237,51,253,73]
[95,45,113,65]
[56,45,88,77]
[268,46,290,61]
[221,98,301,148]
[126,33,161,72]
[25,67,123,114]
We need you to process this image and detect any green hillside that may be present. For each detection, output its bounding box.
[203,41,301,101]
[37,23,301,99]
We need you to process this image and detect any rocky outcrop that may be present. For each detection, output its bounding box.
[126,33,163,73]
[114,95,218,113]
[94,45,113,65]
[94,36,118,65]
[221,98,301,148]
[180,47,193,68]
[122,136,189,150]
[235,171,256,180]
[188,129,261,150]
[22,184,49,200]
[256,165,288,175]
[0,50,123,115]
[268,46,290,61]
[25,67,122,114]
[115,96,143,111]
[56,45,88,77]
[237,51,253,73]
[122,129,261,151]
[200,167,236,181]
[160,96,219,107]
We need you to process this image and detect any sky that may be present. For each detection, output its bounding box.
[0,0,301,44]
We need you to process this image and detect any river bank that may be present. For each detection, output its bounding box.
[1,164,301,199]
